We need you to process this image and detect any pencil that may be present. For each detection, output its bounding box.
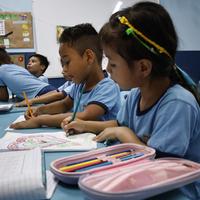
[66,83,85,136]
[23,91,34,118]
[71,83,85,121]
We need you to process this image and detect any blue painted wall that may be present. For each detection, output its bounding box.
[176,51,200,83]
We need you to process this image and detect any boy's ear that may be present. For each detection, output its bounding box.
[83,49,95,64]
[40,64,46,73]
[138,59,152,77]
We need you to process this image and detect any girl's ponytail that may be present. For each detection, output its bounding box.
[172,64,200,105]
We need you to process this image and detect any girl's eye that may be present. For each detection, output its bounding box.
[110,63,116,68]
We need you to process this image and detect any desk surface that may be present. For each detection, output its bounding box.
[0,103,190,200]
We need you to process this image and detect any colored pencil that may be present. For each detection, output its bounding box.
[71,83,85,121]
[66,83,85,136]
[76,153,144,172]
[59,151,131,172]
[60,150,132,168]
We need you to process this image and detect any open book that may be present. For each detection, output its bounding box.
[0,148,57,200]
[0,131,97,151]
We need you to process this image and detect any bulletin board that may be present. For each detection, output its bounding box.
[10,54,25,67]
[0,12,33,48]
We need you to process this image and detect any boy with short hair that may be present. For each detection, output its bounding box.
[27,54,49,83]
[11,23,121,129]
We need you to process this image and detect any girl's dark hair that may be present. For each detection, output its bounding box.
[99,2,200,104]
[29,54,49,73]
[0,47,12,65]
[59,23,103,65]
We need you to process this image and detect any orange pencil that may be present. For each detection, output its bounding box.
[23,91,33,118]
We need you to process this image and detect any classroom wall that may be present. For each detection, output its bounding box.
[160,0,200,51]
[0,0,200,83]
[160,0,200,83]
[32,0,158,78]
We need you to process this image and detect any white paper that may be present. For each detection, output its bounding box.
[0,104,13,112]
[46,170,58,199]
[0,148,57,200]
[0,131,97,151]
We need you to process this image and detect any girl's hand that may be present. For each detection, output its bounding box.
[94,126,145,145]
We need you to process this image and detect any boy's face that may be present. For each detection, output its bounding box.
[103,45,137,90]
[59,43,88,84]
[27,56,44,77]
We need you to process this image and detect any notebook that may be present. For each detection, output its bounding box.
[0,148,57,200]
[0,131,97,151]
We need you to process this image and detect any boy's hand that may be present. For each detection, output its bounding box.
[16,99,33,107]
[10,117,41,129]
[24,106,42,120]
[94,127,118,142]
[61,117,86,134]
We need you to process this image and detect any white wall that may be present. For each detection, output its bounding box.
[160,0,200,51]
[32,0,159,78]
[1,0,200,77]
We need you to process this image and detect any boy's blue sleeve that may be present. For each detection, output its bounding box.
[87,78,121,112]
[68,84,76,100]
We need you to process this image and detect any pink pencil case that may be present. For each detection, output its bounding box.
[50,143,155,184]
[79,158,200,200]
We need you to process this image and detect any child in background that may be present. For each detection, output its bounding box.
[61,3,200,199]
[27,54,49,83]
[16,80,73,107]
[16,68,74,107]
[0,48,56,101]
[10,23,121,129]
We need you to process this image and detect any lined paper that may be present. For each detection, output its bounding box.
[0,148,57,200]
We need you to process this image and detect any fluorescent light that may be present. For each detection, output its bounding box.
[112,1,123,14]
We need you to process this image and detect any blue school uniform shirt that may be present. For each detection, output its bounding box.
[58,81,74,96]
[117,84,200,199]
[0,64,50,99]
[38,75,49,83]
[69,77,121,121]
